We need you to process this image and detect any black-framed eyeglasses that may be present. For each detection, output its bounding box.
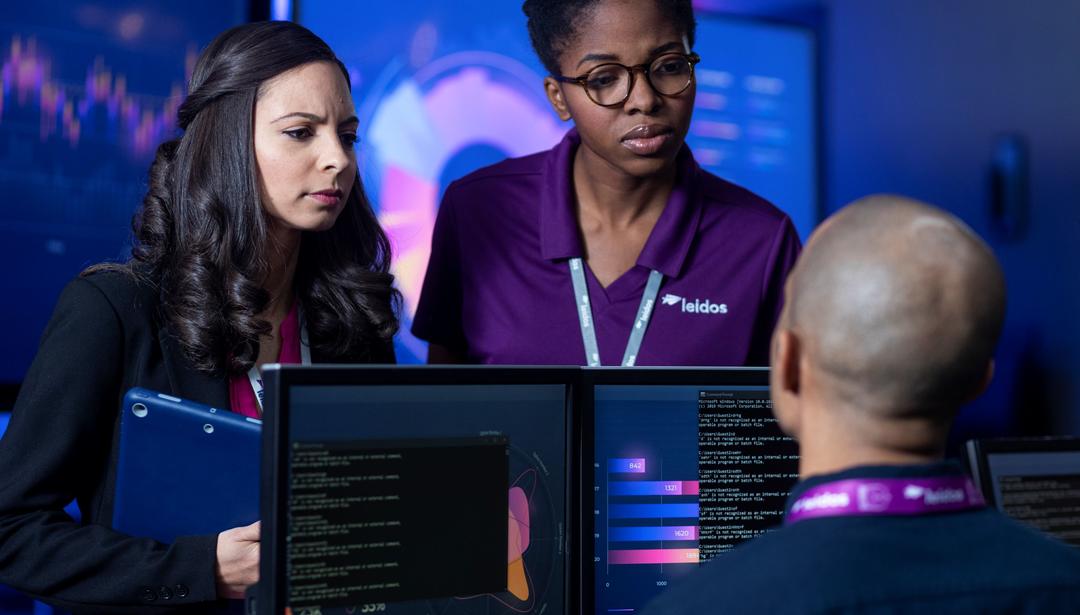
[554,52,701,108]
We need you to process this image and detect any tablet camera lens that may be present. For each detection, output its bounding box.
[203,424,214,434]
[131,403,148,418]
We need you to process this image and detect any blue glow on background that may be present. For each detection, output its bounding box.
[272,0,292,21]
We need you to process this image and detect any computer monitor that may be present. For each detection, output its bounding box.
[965,437,1080,547]
[258,365,577,615]
[581,367,798,613]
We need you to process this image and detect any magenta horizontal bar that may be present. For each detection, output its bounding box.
[608,548,700,565]
[609,481,700,496]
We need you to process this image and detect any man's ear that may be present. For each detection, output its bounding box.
[544,76,572,121]
[777,329,801,396]
[962,359,995,404]
[770,328,803,438]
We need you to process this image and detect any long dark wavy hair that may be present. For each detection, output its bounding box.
[94,21,398,375]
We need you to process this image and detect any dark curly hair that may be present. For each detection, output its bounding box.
[522,0,696,76]
[91,21,398,375]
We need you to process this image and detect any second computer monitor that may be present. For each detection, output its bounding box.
[966,437,1080,547]
[581,367,798,613]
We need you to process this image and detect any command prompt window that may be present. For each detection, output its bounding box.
[997,474,1080,547]
[288,436,508,608]
[697,389,799,559]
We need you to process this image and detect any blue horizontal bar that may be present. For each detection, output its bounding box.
[608,503,699,519]
[609,458,646,473]
[609,526,698,541]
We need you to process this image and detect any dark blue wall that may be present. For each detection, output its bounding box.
[713,0,1080,436]
[823,0,1080,436]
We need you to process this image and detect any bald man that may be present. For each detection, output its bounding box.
[642,195,1080,614]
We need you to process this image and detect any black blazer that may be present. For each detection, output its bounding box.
[0,270,393,613]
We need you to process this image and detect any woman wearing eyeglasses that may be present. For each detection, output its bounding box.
[413,0,800,367]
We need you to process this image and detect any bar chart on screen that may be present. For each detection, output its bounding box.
[592,379,799,613]
[606,457,702,569]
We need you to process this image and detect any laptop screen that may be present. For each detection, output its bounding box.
[970,439,1080,547]
[261,367,574,615]
[584,368,798,613]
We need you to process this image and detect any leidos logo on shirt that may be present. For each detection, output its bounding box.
[660,293,728,315]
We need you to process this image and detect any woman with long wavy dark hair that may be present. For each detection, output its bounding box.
[0,21,397,612]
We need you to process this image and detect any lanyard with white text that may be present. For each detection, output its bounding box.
[247,307,312,411]
[785,476,986,525]
[569,257,664,367]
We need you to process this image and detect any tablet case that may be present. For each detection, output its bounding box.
[113,387,261,544]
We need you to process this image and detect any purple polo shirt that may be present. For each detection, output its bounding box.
[412,129,800,366]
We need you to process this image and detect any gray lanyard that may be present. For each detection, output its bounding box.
[247,306,312,411]
[569,257,664,366]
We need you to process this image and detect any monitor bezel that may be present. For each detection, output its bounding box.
[258,364,580,615]
[577,366,771,615]
[966,436,1080,508]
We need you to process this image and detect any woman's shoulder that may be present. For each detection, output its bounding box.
[32,266,164,362]
[444,149,550,197]
[694,168,791,224]
[67,265,161,320]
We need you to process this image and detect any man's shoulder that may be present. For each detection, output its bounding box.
[642,511,1080,614]
[975,509,1080,572]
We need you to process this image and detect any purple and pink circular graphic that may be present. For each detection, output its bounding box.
[361,51,566,362]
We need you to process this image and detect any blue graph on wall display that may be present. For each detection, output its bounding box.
[300,1,818,364]
[0,2,245,384]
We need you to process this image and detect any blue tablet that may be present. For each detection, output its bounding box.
[113,387,261,544]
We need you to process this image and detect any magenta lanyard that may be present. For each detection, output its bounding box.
[785,475,985,525]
